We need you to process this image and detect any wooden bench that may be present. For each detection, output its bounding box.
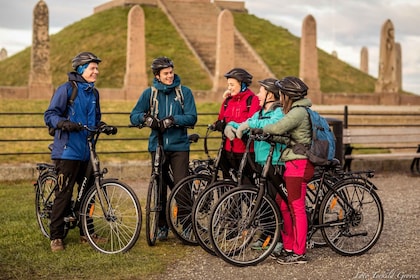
[343,126,420,172]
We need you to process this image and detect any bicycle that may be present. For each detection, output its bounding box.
[166,125,242,246]
[190,129,257,254]
[208,131,384,266]
[34,125,142,254]
[130,124,211,246]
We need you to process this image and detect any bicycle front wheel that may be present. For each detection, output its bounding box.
[166,173,212,245]
[146,175,160,246]
[320,179,384,256]
[192,180,237,255]
[35,171,57,238]
[209,186,282,267]
[80,179,142,254]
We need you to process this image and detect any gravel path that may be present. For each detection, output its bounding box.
[129,171,420,280]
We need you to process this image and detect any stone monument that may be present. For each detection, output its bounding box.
[360,47,368,74]
[299,14,321,104]
[375,19,398,94]
[28,0,53,99]
[124,5,148,99]
[0,48,7,61]
[395,42,402,91]
[213,9,235,96]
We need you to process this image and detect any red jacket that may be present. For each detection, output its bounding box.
[217,89,261,153]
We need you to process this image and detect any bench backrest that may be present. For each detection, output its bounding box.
[343,127,420,145]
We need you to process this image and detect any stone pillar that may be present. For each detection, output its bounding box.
[0,48,7,61]
[375,19,398,94]
[299,14,321,104]
[28,0,53,99]
[213,9,235,96]
[360,46,368,74]
[331,50,337,58]
[395,42,402,91]
[124,5,148,100]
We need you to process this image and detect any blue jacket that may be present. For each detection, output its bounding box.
[130,74,197,152]
[44,72,101,161]
[229,102,285,166]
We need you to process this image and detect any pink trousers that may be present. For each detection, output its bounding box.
[276,159,314,255]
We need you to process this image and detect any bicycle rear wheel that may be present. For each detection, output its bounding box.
[166,173,212,245]
[319,179,384,256]
[35,170,57,238]
[80,179,142,254]
[145,175,160,246]
[191,180,237,255]
[209,186,282,267]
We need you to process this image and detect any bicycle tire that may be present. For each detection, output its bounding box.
[146,175,160,246]
[306,175,337,248]
[319,179,384,256]
[80,179,142,254]
[191,180,238,255]
[166,173,212,245]
[209,186,282,267]
[35,171,57,239]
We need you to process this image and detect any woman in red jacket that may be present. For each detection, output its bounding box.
[213,68,261,183]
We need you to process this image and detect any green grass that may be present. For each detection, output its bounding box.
[0,180,193,279]
[0,5,408,95]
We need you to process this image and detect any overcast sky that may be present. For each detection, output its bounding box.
[0,0,419,94]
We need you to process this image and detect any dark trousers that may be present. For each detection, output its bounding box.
[151,150,190,228]
[219,150,256,184]
[50,159,92,240]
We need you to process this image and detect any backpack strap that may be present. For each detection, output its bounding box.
[149,85,184,117]
[223,95,253,111]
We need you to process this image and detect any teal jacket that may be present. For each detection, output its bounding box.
[228,102,285,166]
[130,74,197,152]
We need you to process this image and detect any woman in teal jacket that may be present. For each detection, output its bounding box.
[225,78,286,253]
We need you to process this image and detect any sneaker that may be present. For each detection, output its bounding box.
[250,240,264,250]
[80,233,108,244]
[277,253,308,264]
[51,239,64,252]
[157,226,169,241]
[270,248,291,260]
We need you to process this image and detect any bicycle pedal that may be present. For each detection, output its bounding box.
[64,216,77,223]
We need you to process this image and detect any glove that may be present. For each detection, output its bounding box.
[250,128,264,135]
[57,120,83,132]
[160,116,174,131]
[144,114,160,130]
[213,120,226,132]
[224,125,237,141]
[236,122,250,139]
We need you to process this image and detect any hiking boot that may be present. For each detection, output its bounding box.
[80,233,108,244]
[157,226,169,241]
[51,239,64,252]
[276,253,308,264]
[270,248,292,260]
[250,240,264,250]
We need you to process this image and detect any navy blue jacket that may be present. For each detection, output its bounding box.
[130,74,197,152]
[44,72,101,161]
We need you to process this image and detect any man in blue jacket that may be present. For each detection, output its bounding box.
[130,56,197,240]
[44,52,115,252]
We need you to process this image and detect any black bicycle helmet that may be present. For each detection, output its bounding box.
[151,56,174,75]
[224,68,253,86]
[71,52,101,70]
[258,78,280,99]
[275,76,308,100]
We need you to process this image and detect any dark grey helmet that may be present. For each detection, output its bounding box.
[71,52,101,70]
[224,68,253,86]
[151,56,174,75]
[258,78,280,99]
[275,76,308,100]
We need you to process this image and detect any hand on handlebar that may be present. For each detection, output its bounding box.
[159,116,174,132]
[144,114,160,130]
[57,120,83,132]
[99,122,118,135]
